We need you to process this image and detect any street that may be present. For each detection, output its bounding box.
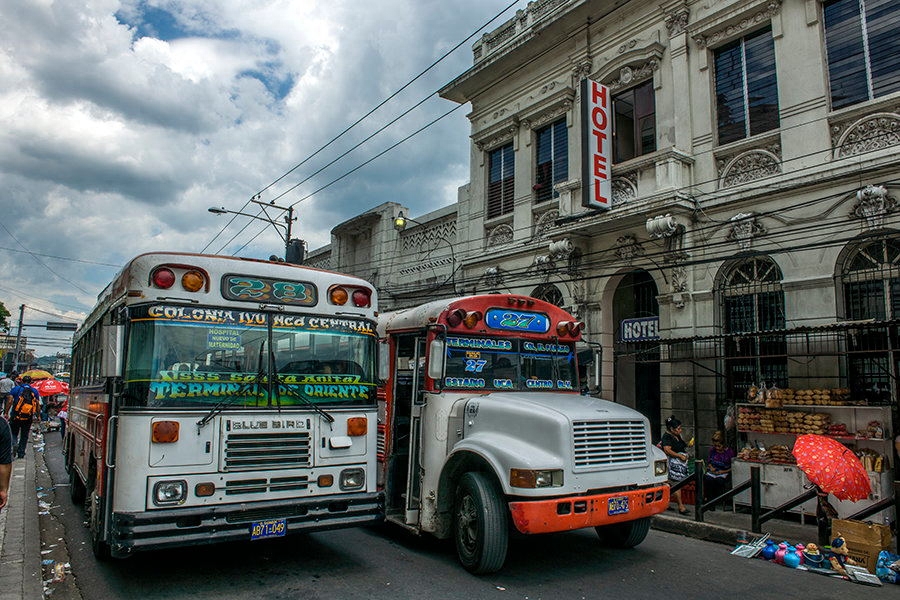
[33,431,892,600]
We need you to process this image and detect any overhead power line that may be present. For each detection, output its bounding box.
[202,0,525,255]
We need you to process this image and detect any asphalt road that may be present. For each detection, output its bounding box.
[35,431,895,600]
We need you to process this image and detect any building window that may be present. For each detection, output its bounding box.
[714,26,780,145]
[840,236,900,402]
[720,256,786,397]
[534,119,567,202]
[487,142,514,219]
[613,80,656,163]
[824,0,900,110]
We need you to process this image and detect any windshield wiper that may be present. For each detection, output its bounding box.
[196,375,259,433]
[276,372,335,425]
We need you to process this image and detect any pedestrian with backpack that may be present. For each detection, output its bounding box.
[8,375,41,459]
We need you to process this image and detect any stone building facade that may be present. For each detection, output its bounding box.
[308,0,900,466]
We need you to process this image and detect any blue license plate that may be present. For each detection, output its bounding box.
[608,496,629,515]
[250,518,287,540]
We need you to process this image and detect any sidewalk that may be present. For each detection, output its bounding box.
[653,503,821,547]
[0,438,43,600]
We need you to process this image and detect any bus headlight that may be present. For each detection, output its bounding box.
[654,460,668,476]
[153,480,187,506]
[510,469,564,488]
[339,468,365,490]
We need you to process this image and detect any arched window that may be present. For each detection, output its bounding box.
[839,236,900,401]
[719,256,786,396]
[841,237,900,320]
[531,284,563,307]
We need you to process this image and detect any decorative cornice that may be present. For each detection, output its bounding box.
[473,116,520,151]
[534,209,560,238]
[727,212,765,251]
[614,234,645,263]
[665,8,690,37]
[850,185,896,230]
[717,145,782,188]
[486,223,514,248]
[605,59,660,93]
[831,110,900,159]
[399,219,456,252]
[693,0,782,49]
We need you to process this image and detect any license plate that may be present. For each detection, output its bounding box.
[608,496,629,515]
[250,518,287,540]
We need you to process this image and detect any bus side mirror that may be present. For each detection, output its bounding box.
[427,339,445,381]
[377,338,390,383]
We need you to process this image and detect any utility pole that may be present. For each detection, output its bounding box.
[12,304,24,372]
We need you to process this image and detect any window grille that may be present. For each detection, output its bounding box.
[840,236,900,399]
[720,256,786,395]
[531,283,563,307]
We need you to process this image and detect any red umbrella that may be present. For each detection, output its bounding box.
[792,434,871,501]
[32,378,68,396]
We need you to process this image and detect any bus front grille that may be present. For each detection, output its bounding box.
[572,420,647,469]
[224,431,311,471]
[225,476,310,495]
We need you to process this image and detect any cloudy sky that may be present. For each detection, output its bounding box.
[0,0,528,356]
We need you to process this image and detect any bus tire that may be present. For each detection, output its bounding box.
[453,472,508,574]
[69,469,86,506]
[595,517,651,548]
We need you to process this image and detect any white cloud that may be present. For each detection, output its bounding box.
[0,0,527,354]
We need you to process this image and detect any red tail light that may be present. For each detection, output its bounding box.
[152,268,176,289]
[351,288,372,307]
[446,308,466,328]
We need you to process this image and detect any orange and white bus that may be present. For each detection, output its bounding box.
[378,294,670,573]
[67,252,381,558]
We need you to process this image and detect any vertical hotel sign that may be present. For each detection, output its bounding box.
[580,78,612,210]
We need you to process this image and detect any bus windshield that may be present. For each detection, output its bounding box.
[122,304,376,408]
[442,335,577,392]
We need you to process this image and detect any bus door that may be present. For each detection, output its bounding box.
[386,333,426,527]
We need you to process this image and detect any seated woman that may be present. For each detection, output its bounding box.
[704,430,735,510]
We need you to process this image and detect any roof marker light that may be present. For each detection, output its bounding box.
[151,268,176,289]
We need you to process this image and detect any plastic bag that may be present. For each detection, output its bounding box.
[876,550,900,584]
[724,405,735,431]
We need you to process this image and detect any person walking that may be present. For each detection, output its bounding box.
[8,375,41,459]
[0,371,16,417]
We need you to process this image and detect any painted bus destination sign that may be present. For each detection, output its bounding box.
[620,316,660,342]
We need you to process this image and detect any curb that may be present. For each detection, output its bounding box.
[0,438,43,600]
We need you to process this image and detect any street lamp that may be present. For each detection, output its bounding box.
[209,197,303,263]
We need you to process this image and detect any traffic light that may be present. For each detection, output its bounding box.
[286,239,305,264]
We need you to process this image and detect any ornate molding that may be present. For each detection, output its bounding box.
[534,209,560,238]
[486,223,514,248]
[521,99,573,131]
[851,184,896,230]
[606,59,659,93]
[693,0,782,48]
[399,219,456,252]
[611,175,638,205]
[474,117,520,152]
[727,212,765,251]
[665,8,690,37]
[718,146,782,188]
[831,111,900,159]
[614,234,645,263]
